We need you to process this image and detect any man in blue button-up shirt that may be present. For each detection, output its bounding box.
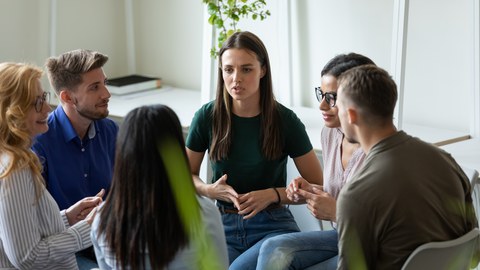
[32,49,118,211]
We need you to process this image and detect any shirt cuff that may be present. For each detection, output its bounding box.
[71,220,92,250]
[60,209,70,228]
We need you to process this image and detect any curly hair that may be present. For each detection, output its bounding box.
[0,62,45,198]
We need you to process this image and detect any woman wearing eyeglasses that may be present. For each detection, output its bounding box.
[0,62,102,270]
[256,53,376,270]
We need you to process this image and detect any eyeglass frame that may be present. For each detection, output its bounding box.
[35,92,50,113]
[315,87,337,107]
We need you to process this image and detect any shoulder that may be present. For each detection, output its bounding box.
[191,101,215,125]
[0,163,37,195]
[95,118,119,135]
[276,103,305,126]
[196,101,215,116]
[276,103,296,118]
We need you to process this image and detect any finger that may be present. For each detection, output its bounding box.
[297,188,315,200]
[311,186,323,193]
[224,185,239,199]
[290,177,303,191]
[286,181,297,192]
[96,189,105,198]
[230,196,241,209]
[217,174,228,184]
[80,207,94,217]
[243,211,257,220]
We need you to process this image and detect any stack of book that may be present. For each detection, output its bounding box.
[107,75,161,95]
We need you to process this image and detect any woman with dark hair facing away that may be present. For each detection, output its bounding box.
[0,62,102,269]
[186,31,323,269]
[256,53,376,270]
[91,104,228,270]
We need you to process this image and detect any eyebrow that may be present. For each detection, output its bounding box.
[223,64,255,67]
[87,81,102,88]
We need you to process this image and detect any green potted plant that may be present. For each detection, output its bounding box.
[203,0,271,57]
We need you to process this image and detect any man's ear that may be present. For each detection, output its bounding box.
[59,90,73,104]
[347,107,358,125]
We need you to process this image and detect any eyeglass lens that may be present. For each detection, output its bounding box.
[35,92,50,113]
[315,87,336,107]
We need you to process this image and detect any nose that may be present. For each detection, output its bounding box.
[43,102,52,113]
[319,97,329,111]
[103,84,112,99]
[233,70,242,83]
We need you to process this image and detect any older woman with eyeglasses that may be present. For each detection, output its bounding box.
[0,62,103,270]
[256,53,376,270]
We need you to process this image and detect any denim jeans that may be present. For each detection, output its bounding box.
[76,253,99,270]
[256,229,338,270]
[221,206,300,270]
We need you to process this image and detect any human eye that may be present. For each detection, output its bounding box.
[223,67,233,74]
[89,84,99,91]
[242,67,252,73]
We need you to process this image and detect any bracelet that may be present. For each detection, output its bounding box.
[273,188,281,204]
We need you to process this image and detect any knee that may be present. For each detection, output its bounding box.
[260,237,279,253]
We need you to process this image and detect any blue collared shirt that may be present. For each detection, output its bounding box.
[32,105,118,210]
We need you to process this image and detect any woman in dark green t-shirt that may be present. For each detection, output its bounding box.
[186,31,323,269]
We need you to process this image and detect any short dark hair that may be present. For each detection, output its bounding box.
[338,65,398,120]
[321,53,375,78]
[45,49,108,94]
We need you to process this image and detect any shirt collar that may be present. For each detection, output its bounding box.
[54,105,97,142]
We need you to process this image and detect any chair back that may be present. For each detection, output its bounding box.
[401,228,480,270]
[463,167,480,220]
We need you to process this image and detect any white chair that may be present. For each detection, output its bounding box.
[463,167,480,221]
[401,228,480,270]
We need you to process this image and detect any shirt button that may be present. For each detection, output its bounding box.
[84,173,88,178]
[81,148,85,152]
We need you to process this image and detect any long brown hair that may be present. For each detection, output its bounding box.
[210,31,282,161]
[0,62,45,198]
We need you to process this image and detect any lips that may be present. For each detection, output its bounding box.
[36,118,48,124]
[323,114,335,121]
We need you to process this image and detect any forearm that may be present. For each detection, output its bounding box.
[192,174,211,197]
[275,187,303,205]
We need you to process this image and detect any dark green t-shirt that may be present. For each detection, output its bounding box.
[186,101,312,195]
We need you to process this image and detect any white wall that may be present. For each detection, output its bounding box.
[0,0,50,66]
[0,0,478,135]
[403,0,473,132]
[133,0,204,90]
[0,0,204,91]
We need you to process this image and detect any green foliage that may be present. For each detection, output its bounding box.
[158,138,224,270]
[203,0,271,57]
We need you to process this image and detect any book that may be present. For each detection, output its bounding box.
[107,75,161,95]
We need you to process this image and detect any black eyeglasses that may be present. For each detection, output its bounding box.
[315,87,337,107]
[35,92,50,113]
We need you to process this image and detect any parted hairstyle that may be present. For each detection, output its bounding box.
[97,105,190,270]
[0,62,44,196]
[211,31,282,161]
[338,65,398,122]
[321,53,376,78]
[45,49,108,94]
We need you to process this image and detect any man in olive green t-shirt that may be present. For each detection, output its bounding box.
[335,65,477,269]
